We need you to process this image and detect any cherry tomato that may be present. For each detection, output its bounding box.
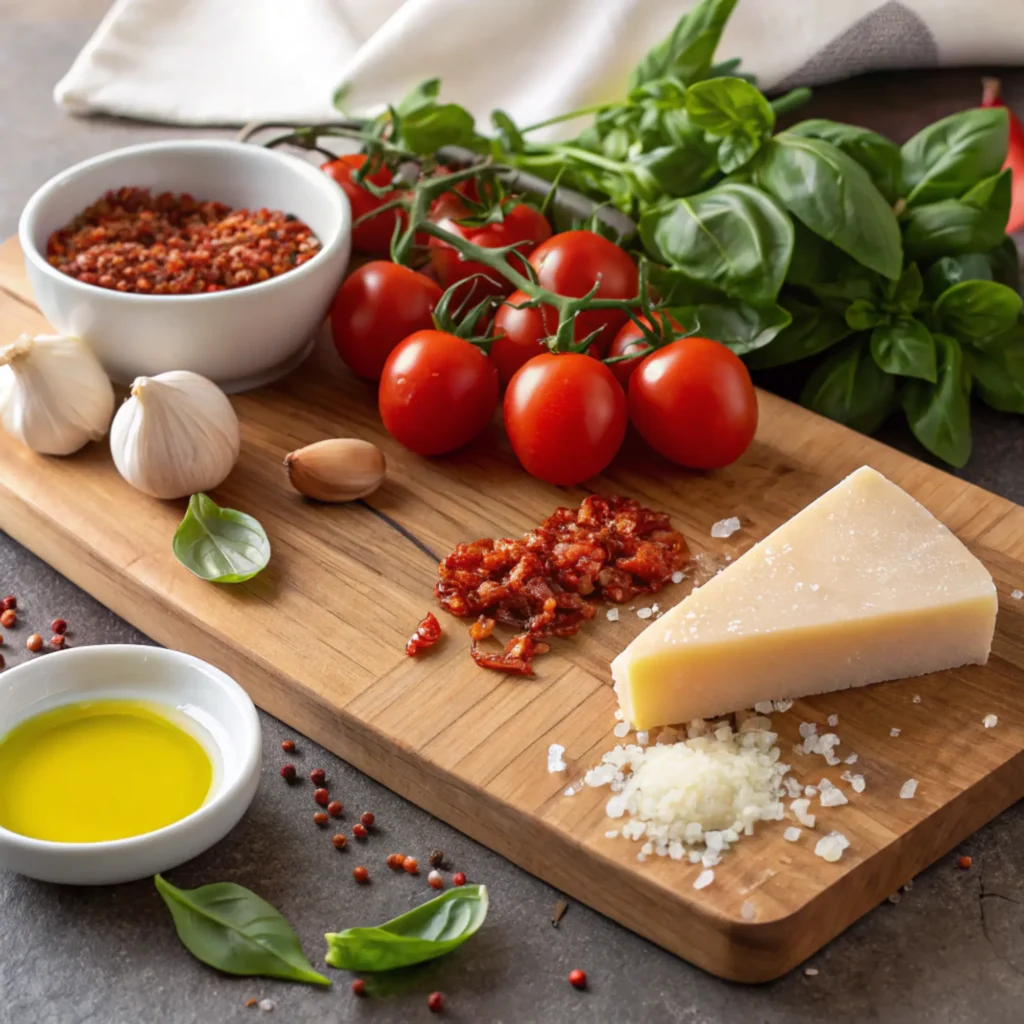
[379,330,499,456]
[490,291,598,386]
[330,262,442,381]
[504,353,627,485]
[322,155,401,257]
[527,230,638,355]
[607,313,684,387]
[428,201,551,306]
[628,338,758,470]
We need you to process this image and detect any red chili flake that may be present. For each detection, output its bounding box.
[352,823,368,838]
[26,634,43,653]
[332,834,348,850]
[452,871,467,887]
[50,635,65,649]
[568,969,587,990]
[313,811,329,827]
[959,855,973,869]
[427,992,444,1013]
[428,870,444,890]
[0,609,15,629]
[244,997,258,1008]
[406,612,443,657]
[351,979,366,997]
[403,857,419,875]
[313,788,330,807]
[45,188,321,295]
[280,763,296,781]
[281,739,295,753]
[310,768,326,785]
[436,496,689,676]
[386,853,405,870]
[1,596,16,611]
[353,865,369,884]
[360,811,375,828]
[51,618,67,635]
[327,800,343,818]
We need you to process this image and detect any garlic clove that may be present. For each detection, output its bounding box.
[285,438,386,502]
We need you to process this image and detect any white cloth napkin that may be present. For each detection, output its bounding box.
[56,0,1024,129]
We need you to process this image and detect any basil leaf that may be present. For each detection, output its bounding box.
[629,0,739,89]
[395,79,441,118]
[639,183,794,305]
[965,326,1024,412]
[846,300,888,331]
[401,103,477,155]
[989,236,1021,293]
[800,338,897,434]
[885,264,924,314]
[154,875,330,987]
[633,141,719,199]
[903,169,1012,262]
[901,107,1009,206]
[172,493,270,584]
[870,319,937,382]
[924,253,993,298]
[757,134,903,280]
[745,300,852,369]
[491,110,525,154]
[788,119,901,203]
[932,279,1023,339]
[902,334,972,467]
[684,76,774,173]
[324,886,488,973]
[668,301,791,354]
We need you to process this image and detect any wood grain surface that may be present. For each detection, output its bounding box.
[2,235,1024,981]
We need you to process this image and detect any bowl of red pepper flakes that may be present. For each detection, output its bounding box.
[19,141,352,393]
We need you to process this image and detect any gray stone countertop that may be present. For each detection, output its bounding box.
[2,6,1024,1024]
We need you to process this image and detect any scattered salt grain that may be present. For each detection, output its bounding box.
[799,722,817,739]
[841,771,866,793]
[904,879,914,892]
[741,901,757,920]
[754,701,775,715]
[636,731,650,746]
[637,607,653,620]
[899,779,918,800]
[784,777,803,799]
[606,607,620,622]
[983,714,998,729]
[804,786,818,798]
[613,721,630,739]
[694,869,714,890]
[890,727,901,738]
[827,714,839,727]
[671,571,685,584]
[790,798,816,828]
[563,782,583,797]
[844,753,858,765]
[605,830,619,839]
[259,1000,275,1013]
[711,516,741,539]
[614,708,625,721]
[809,583,819,592]
[912,695,921,704]
[814,831,849,863]
[1012,589,1023,600]
[783,826,802,842]
[887,892,902,905]
[547,744,567,773]
[805,967,819,977]
[820,786,848,808]
[773,699,794,713]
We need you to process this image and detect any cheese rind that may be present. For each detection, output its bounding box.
[612,466,997,730]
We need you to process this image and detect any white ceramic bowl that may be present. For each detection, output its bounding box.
[0,645,261,885]
[19,140,351,393]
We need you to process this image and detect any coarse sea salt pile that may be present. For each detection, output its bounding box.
[583,716,789,870]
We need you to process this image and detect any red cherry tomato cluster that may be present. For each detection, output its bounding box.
[323,165,758,484]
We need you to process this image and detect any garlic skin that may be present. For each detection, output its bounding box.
[0,334,114,455]
[110,370,240,499]
[285,438,386,502]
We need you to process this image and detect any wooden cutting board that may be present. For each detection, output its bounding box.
[2,234,1024,982]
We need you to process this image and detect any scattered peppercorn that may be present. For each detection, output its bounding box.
[386,853,405,870]
[310,768,326,785]
[327,800,343,818]
[332,834,348,850]
[959,855,973,869]
[1,596,15,611]
[452,871,467,887]
[51,618,67,635]
[428,870,444,890]
[360,811,375,828]
[0,653,5,670]
[314,787,330,807]
[26,633,43,653]
[428,849,446,869]
[0,609,15,628]
[351,979,366,997]
[313,811,329,827]
[280,763,296,781]
[50,634,65,649]
[281,739,295,752]
[352,823,368,838]
[353,865,369,884]
[427,992,444,1013]
[569,969,587,990]
[403,857,419,875]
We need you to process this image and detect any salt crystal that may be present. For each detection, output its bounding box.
[711,516,741,539]
[799,722,817,739]
[784,777,803,799]
[912,695,921,704]
[1012,589,1024,600]
[754,701,775,715]
[827,714,839,727]
[887,892,902,905]
[547,743,567,773]
[637,607,653,620]
[604,830,619,839]
[773,699,794,713]
[804,786,818,798]
[741,901,757,920]
[904,879,914,892]
[259,1000,275,1013]
[983,714,998,729]
[820,787,848,808]
[899,778,918,800]
[614,708,625,721]
[564,783,582,797]
[809,583,819,592]
[694,869,714,890]
[671,571,685,584]
[783,826,802,842]
[636,730,650,746]
[606,607,620,622]
[890,727,901,738]
[844,753,858,765]
[791,798,816,827]
[613,721,630,739]
[805,967,819,977]
[814,831,849,863]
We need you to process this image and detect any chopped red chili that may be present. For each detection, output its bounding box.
[436,495,689,675]
[406,611,443,656]
[45,187,320,295]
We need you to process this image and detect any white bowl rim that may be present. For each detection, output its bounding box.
[0,644,261,855]
[18,139,350,306]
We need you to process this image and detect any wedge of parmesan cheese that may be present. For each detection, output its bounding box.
[612,466,997,730]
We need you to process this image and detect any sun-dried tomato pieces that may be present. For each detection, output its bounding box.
[406,612,443,656]
[436,495,689,675]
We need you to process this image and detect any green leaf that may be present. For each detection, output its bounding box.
[846,299,888,331]
[932,279,1023,339]
[788,119,901,202]
[639,183,794,305]
[965,326,1024,412]
[902,334,972,467]
[757,134,903,279]
[154,875,329,987]
[988,236,1021,293]
[400,103,477,155]
[901,107,1009,206]
[633,140,719,198]
[395,79,441,118]
[629,0,739,89]
[491,110,525,154]
[684,76,774,173]
[870,319,937,382]
[744,300,853,369]
[668,301,791,354]
[324,886,488,973]
[800,338,897,434]
[924,253,993,298]
[172,494,270,584]
[903,169,1012,262]
[885,264,924,314]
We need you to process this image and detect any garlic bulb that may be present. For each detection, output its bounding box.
[110,370,240,499]
[0,333,114,455]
